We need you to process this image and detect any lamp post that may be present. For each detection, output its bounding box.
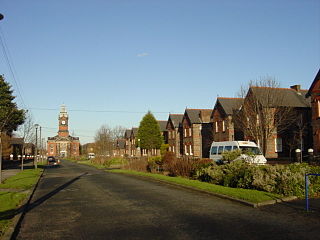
[0,13,4,183]
[34,124,39,169]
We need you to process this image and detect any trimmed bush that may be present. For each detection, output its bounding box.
[196,162,320,197]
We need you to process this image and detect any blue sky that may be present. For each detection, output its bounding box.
[0,0,319,143]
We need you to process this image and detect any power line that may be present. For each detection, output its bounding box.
[29,107,172,114]
[0,25,28,109]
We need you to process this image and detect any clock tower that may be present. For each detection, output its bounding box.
[58,104,69,137]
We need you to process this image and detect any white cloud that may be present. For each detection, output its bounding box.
[137,52,149,57]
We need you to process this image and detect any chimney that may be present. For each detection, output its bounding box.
[290,85,301,92]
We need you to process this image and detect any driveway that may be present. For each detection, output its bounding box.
[14,160,320,240]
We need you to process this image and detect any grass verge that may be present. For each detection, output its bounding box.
[109,169,281,204]
[0,192,27,236]
[0,168,43,190]
[0,166,43,237]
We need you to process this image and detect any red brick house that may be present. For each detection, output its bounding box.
[157,120,168,144]
[124,129,132,156]
[211,97,244,142]
[130,128,139,157]
[182,109,213,158]
[306,69,320,154]
[166,114,183,157]
[47,105,80,158]
[239,86,311,159]
[113,139,126,157]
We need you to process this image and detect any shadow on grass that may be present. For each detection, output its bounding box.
[0,172,88,239]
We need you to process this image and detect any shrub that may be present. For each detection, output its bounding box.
[196,162,320,197]
[221,149,242,163]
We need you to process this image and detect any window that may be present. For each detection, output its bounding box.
[189,145,193,155]
[185,145,188,155]
[184,128,187,137]
[189,128,192,136]
[224,146,232,152]
[317,100,320,118]
[256,114,260,125]
[222,120,225,132]
[50,145,54,154]
[275,138,282,152]
[172,146,175,153]
[211,146,218,155]
[218,146,223,154]
[215,122,218,132]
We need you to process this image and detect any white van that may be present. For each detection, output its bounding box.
[209,141,267,165]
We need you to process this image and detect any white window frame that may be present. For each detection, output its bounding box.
[189,128,192,136]
[215,121,218,133]
[222,120,225,132]
[189,145,193,155]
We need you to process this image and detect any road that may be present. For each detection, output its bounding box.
[14,160,320,240]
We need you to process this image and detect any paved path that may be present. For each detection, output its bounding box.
[14,160,320,240]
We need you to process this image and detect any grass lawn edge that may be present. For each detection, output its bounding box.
[0,167,45,240]
[107,169,289,207]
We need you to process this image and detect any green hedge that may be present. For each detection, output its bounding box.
[196,161,320,197]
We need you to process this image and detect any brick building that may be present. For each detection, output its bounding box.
[306,69,320,154]
[182,109,213,158]
[166,114,183,157]
[242,86,311,158]
[113,139,126,157]
[47,105,80,158]
[124,129,132,156]
[157,120,168,144]
[211,97,243,142]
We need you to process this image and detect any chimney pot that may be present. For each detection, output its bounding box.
[290,85,301,92]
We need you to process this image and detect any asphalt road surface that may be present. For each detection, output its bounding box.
[14,160,320,240]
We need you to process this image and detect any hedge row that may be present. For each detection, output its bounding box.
[195,161,320,197]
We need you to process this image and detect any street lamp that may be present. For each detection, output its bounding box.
[34,124,39,169]
[0,13,4,183]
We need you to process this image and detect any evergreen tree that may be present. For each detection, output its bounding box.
[0,75,25,133]
[0,75,25,182]
[137,111,163,151]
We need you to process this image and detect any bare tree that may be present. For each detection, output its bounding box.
[111,125,126,140]
[17,111,35,170]
[233,77,295,156]
[94,125,114,156]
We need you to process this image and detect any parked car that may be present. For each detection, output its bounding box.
[47,156,60,167]
[209,141,267,165]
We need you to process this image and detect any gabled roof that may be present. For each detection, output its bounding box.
[116,139,126,149]
[250,86,310,108]
[306,68,320,97]
[10,137,24,145]
[215,97,244,115]
[131,128,138,137]
[124,129,131,139]
[184,109,212,124]
[157,120,168,132]
[168,114,183,128]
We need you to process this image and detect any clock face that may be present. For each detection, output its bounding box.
[61,120,66,125]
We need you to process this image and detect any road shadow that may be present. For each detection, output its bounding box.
[2,172,88,239]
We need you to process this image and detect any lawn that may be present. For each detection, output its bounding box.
[0,192,27,236]
[109,169,281,204]
[0,168,43,190]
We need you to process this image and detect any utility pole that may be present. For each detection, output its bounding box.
[0,13,4,183]
[39,126,42,163]
[34,124,39,169]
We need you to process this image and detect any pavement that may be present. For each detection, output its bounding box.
[1,160,35,182]
[10,160,320,240]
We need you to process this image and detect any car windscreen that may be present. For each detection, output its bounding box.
[239,146,262,155]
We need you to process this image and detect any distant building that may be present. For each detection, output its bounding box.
[47,105,80,158]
